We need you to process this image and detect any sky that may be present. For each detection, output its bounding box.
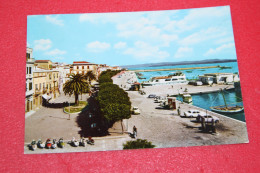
[27,6,237,66]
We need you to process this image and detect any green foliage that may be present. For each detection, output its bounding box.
[123,139,156,149]
[84,71,97,83]
[98,70,121,84]
[97,70,131,133]
[63,74,89,104]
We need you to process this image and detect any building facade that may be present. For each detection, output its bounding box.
[25,48,34,114]
[70,61,98,76]
[35,60,53,70]
[33,67,60,110]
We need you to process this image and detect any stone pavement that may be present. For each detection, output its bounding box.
[24,92,132,153]
[24,135,131,154]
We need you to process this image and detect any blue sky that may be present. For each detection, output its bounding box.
[27,6,237,66]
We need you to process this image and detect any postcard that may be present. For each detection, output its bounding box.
[25,5,248,154]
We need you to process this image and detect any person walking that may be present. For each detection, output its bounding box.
[133,126,137,138]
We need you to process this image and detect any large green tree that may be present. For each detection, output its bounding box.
[97,70,131,133]
[63,74,89,105]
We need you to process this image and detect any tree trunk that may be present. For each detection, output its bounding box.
[75,93,79,105]
[120,120,124,134]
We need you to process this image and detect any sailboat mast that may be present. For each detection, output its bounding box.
[220,89,228,109]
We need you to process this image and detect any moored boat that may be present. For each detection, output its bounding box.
[210,89,244,113]
[143,72,188,86]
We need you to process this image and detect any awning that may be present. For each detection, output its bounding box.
[42,94,52,100]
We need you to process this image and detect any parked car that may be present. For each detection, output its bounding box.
[148,94,156,98]
[182,109,202,118]
[131,107,140,115]
[196,114,220,123]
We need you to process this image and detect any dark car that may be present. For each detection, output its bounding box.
[148,94,156,98]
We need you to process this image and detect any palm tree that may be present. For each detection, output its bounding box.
[84,71,97,85]
[84,71,97,95]
[63,74,89,105]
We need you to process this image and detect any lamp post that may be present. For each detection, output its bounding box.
[68,102,71,120]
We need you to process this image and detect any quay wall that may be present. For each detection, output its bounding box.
[177,100,246,124]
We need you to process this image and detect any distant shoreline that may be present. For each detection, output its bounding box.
[132,65,221,72]
[121,59,237,69]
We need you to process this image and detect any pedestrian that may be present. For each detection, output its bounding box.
[133,126,137,138]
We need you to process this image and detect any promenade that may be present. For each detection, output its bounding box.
[113,71,248,148]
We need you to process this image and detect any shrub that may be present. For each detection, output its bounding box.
[123,139,156,149]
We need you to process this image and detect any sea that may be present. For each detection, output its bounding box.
[128,61,246,122]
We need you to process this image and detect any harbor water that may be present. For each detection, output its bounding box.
[177,89,245,122]
[128,61,245,122]
[130,62,239,82]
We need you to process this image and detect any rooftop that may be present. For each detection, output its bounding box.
[35,60,51,63]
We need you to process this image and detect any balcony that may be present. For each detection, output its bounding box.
[34,89,42,95]
[26,89,34,97]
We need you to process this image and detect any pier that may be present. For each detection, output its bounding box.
[112,71,248,148]
[132,65,220,72]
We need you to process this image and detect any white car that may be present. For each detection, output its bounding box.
[131,107,140,115]
[196,114,220,123]
[183,109,202,118]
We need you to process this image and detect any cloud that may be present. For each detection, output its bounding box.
[46,15,64,26]
[86,41,110,52]
[174,47,193,58]
[114,42,127,49]
[34,39,52,51]
[45,49,66,55]
[179,27,226,46]
[204,43,235,56]
[27,42,30,47]
[215,37,234,44]
[124,41,169,62]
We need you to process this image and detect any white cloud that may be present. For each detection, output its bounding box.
[215,37,234,44]
[45,49,66,55]
[179,27,226,46]
[114,42,127,49]
[174,47,193,58]
[34,39,52,51]
[204,43,235,56]
[46,15,64,26]
[27,42,30,47]
[124,41,169,61]
[86,41,110,52]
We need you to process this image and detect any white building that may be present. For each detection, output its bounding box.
[25,47,34,114]
[199,73,240,85]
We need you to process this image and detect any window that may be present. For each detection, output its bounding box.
[87,66,89,69]
[26,67,28,74]
[26,83,27,91]
[53,74,55,79]
[47,84,48,89]
[39,83,41,90]
[77,66,79,69]
[43,83,45,88]
[50,84,52,89]
[91,123,96,128]
[57,73,58,78]
[26,53,30,60]
[49,74,51,80]
[165,79,171,81]
[29,83,32,90]
[35,84,38,90]
[172,79,177,81]
[82,66,84,69]
[29,67,31,74]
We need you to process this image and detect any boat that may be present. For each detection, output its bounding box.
[182,94,193,104]
[210,89,244,113]
[143,72,188,86]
